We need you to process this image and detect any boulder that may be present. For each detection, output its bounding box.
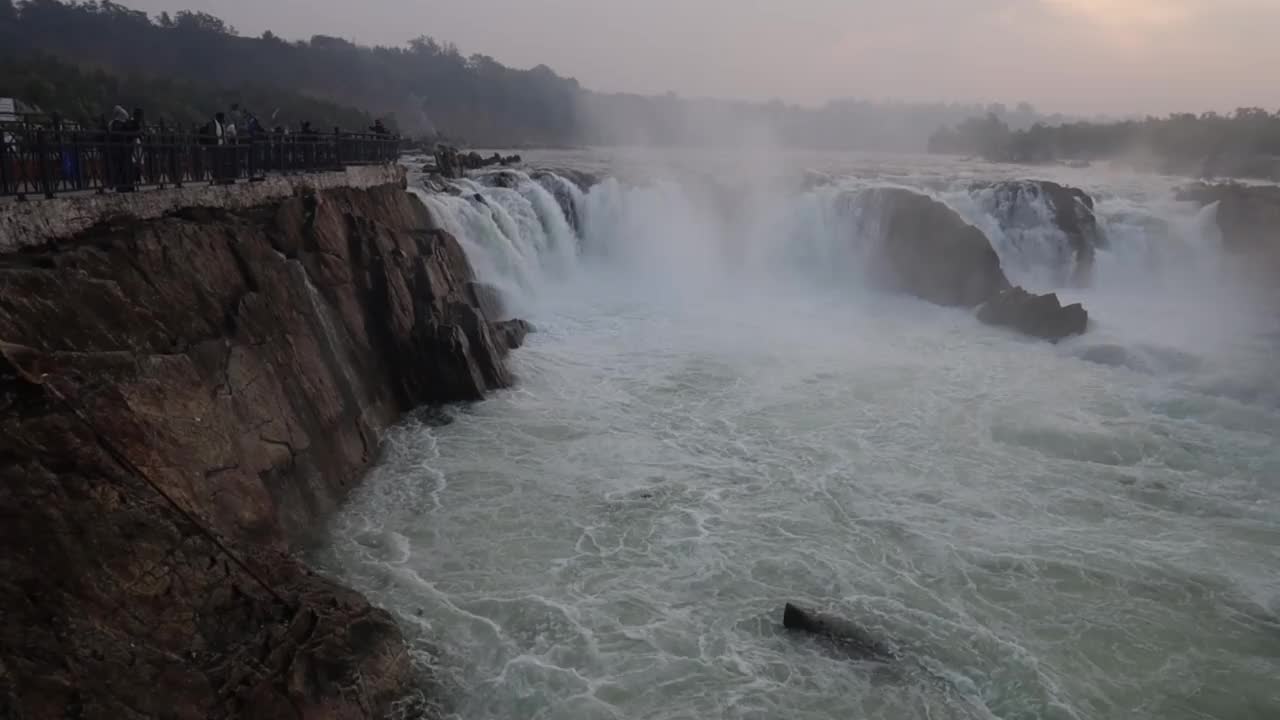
[976,180,1101,286]
[483,171,520,189]
[858,188,1011,307]
[782,603,896,663]
[433,144,463,179]
[491,318,534,352]
[978,286,1088,341]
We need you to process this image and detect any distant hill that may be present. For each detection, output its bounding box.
[1,0,1066,149]
[929,110,1280,180]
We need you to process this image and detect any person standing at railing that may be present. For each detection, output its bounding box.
[211,112,234,184]
[49,112,78,191]
[128,108,146,186]
[298,121,316,170]
[107,106,134,192]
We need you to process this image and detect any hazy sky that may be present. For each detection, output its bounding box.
[127,0,1279,115]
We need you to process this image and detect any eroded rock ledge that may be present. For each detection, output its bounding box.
[0,183,519,718]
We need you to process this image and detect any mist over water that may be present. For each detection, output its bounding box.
[321,151,1280,719]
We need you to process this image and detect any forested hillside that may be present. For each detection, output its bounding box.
[1,0,1062,149]
[929,110,1280,180]
[0,0,580,142]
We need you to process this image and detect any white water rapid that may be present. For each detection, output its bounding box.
[321,152,1279,720]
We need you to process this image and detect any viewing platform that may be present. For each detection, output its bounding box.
[1,121,403,251]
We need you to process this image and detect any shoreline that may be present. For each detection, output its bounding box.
[0,175,521,718]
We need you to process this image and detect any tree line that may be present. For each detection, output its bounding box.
[1,0,1088,150]
[928,110,1280,179]
[0,0,580,142]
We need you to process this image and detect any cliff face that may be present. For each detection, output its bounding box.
[0,184,515,718]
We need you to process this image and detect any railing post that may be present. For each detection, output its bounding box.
[35,128,53,199]
[171,132,183,188]
[2,120,397,200]
[1,127,12,199]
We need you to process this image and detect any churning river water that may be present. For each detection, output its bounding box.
[319,150,1280,720]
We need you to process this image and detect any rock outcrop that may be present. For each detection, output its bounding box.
[782,603,896,663]
[491,319,534,351]
[531,171,591,236]
[1176,182,1280,254]
[977,287,1089,341]
[854,187,1090,341]
[858,188,1011,307]
[430,146,521,179]
[975,180,1101,286]
[0,183,521,718]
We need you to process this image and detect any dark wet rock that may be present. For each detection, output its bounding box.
[491,319,534,352]
[420,173,463,196]
[0,183,524,718]
[978,286,1089,341]
[1176,182,1280,254]
[975,180,1101,286]
[430,145,521,178]
[468,281,508,320]
[532,171,586,235]
[484,171,520,189]
[782,603,896,663]
[433,144,463,179]
[858,188,1011,307]
[534,168,601,193]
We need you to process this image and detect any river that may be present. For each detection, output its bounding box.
[319,150,1280,720]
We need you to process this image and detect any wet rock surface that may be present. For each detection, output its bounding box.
[1176,181,1280,253]
[975,180,1102,286]
[858,187,1011,307]
[977,286,1089,341]
[0,184,518,718]
[782,603,897,664]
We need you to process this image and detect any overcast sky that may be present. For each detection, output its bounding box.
[126,0,1279,115]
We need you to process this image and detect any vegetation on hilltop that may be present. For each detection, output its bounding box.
[0,0,579,142]
[929,110,1280,180]
[0,0,1070,149]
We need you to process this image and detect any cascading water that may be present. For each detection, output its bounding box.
[325,154,1279,720]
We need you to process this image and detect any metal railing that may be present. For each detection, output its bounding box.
[1,122,401,200]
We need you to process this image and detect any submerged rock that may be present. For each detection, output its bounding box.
[782,603,897,663]
[975,180,1101,286]
[858,187,1011,307]
[978,286,1088,341]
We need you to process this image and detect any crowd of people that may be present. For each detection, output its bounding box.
[84,102,394,145]
[2,103,400,197]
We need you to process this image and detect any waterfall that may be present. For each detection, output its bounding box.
[415,168,1226,314]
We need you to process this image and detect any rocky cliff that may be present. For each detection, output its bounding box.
[0,183,518,718]
[854,187,1089,341]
